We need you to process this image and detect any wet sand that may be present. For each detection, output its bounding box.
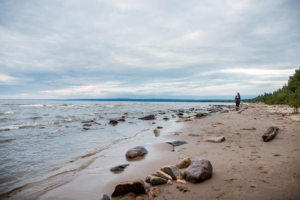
[5,103,300,200]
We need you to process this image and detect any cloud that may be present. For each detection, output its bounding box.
[0,0,299,99]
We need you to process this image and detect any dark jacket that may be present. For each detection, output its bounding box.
[235,96,240,103]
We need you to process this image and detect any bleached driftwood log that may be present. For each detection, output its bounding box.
[262,124,279,142]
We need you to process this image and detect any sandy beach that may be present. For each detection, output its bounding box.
[4,103,300,200]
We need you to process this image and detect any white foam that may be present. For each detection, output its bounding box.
[19,104,44,107]
[0,111,15,115]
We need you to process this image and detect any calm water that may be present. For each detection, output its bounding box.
[0,100,233,195]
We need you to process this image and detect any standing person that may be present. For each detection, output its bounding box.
[235,92,241,109]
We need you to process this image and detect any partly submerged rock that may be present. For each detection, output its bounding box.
[99,193,110,200]
[109,120,118,126]
[166,140,187,147]
[160,165,183,180]
[176,157,191,169]
[112,178,146,197]
[194,113,208,118]
[126,146,148,159]
[138,115,155,120]
[184,157,213,183]
[146,174,168,185]
[204,136,225,143]
[110,164,130,172]
[153,128,160,134]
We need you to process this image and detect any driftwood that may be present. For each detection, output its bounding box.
[262,124,279,142]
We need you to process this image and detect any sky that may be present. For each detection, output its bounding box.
[0,0,299,99]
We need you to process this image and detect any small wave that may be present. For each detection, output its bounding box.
[0,111,14,115]
[18,104,44,107]
[105,105,114,108]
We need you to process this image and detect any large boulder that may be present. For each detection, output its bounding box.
[146,174,168,185]
[184,157,212,183]
[112,178,146,197]
[160,165,183,180]
[126,146,148,159]
[176,157,191,169]
[138,115,155,120]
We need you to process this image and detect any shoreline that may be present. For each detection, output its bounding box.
[3,103,300,199]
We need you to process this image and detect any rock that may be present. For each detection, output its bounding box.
[124,113,128,115]
[135,197,144,200]
[146,174,168,185]
[163,117,169,120]
[118,118,126,122]
[120,192,136,200]
[157,126,163,129]
[82,120,94,123]
[176,112,184,115]
[109,120,118,126]
[188,133,202,137]
[195,113,208,118]
[110,164,130,172]
[152,122,156,124]
[138,115,155,120]
[166,140,187,147]
[126,146,148,159]
[184,157,213,183]
[153,128,160,134]
[204,136,225,143]
[83,124,92,126]
[99,193,110,200]
[172,115,176,118]
[176,157,191,169]
[176,118,192,122]
[147,187,160,200]
[220,110,229,113]
[156,170,172,180]
[160,165,183,180]
[122,116,126,118]
[112,178,146,197]
[167,180,172,185]
[159,112,165,114]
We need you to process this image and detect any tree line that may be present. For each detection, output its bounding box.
[251,67,300,113]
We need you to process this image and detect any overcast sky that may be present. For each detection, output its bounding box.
[0,0,299,99]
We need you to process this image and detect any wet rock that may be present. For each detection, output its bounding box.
[122,116,126,118]
[188,133,202,137]
[166,140,187,147]
[146,174,168,185]
[159,112,165,114]
[153,128,160,134]
[176,157,191,169]
[195,113,208,118]
[138,115,155,120]
[83,124,92,126]
[152,122,156,124]
[112,178,146,197]
[120,192,136,200]
[176,112,184,116]
[204,136,225,143]
[118,118,126,122]
[172,115,176,118]
[147,187,160,200]
[110,164,130,172]
[99,193,110,200]
[184,157,213,183]
[189,108,195,111]
[156,170,172,180]
[124,113,128,115]
[109,120,118,126]
[163,117,169,120]
[135,197,144,200]
[126,146,148,159]
[82,120,94,123]
[157,126,163,129]
[160,165,183,180]
[176,118,192,122]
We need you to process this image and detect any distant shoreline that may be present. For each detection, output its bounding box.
[0,98,253,102]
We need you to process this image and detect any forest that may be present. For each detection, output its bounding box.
[251,67,300,113]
